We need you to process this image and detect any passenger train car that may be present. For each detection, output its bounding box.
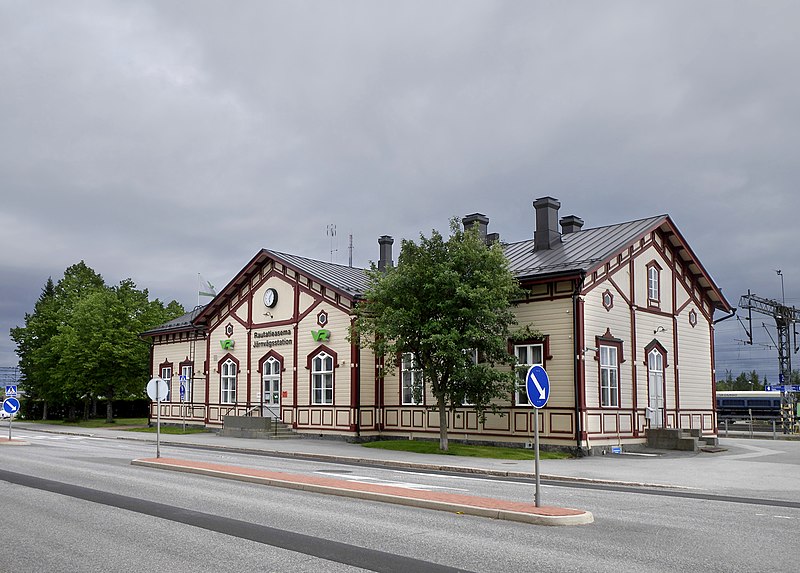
[716,391,782,424]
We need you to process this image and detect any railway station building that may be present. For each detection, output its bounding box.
[142,196,731,452]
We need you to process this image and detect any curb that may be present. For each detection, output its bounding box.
[132,458,594,526]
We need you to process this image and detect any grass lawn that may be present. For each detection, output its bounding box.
[362,439,571,460]
[19,417,209,435]
[125,425,209,435]
[22,417,149,428]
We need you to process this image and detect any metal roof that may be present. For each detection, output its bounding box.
[504,215,665,279]
[267,250,370,296]
[143,211,730,337]
[141,305,206,336]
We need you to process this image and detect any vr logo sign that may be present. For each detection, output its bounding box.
[220,339,235,350]
[311,329,331,342]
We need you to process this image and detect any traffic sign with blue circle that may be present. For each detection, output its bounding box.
[525,365,550,409]
[2,397,21,415]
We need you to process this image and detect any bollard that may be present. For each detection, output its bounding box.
[773,420,777,440]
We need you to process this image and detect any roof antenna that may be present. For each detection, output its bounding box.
[327,224,337,262]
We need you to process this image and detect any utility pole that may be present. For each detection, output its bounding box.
[348,234,353,268]
[739,289,800,433]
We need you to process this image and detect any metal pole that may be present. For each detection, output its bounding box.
[534,410,541,507]
[156,384,161,459]
[773,419,777,440]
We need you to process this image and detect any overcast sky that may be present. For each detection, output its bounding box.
[2,1,799,383]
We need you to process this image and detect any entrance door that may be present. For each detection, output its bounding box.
[262,357,281,418]
[647,348,664,428]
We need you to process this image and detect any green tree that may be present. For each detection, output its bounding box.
[353,219,521,451]
[11,262,184,422]
[54,279,185,422]
[10,277,60,418]
[50,262,106,419]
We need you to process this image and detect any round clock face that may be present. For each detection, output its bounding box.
[264,288,278,308]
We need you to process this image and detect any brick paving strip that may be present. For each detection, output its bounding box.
[132,457,594,526]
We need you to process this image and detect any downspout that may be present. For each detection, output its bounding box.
[573,271,587,455]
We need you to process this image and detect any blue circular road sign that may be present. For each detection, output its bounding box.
[2,397,21,415]
[525,365,550,409]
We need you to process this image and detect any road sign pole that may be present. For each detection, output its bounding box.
[525,364,550,509]
[156,383,161,459]
[534,408,541,507]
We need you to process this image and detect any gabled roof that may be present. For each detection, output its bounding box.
[144,211,731,337]
[503,214,731,312]
[267,250,369,296]
[504,215,665,279]
[191,249,369,327]
[141,305,206,336]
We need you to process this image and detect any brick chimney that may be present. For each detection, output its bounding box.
[378,235,394,271]
[533,196,561,251]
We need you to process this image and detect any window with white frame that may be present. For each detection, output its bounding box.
[648,348,664,388]
[180,364,192,403]
[312,351,334,405]
[461,348,478,406]
[401,353,423,405]
[599,345,619,407]
[160,366,172,401]
[647,263,660,304]
[514,344,543,405]
[220,359,237,404]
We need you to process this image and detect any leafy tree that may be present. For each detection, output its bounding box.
[353,219,521,451]
[11,262,184,422]
[10,278,60,418]
[49,262,106,420]
[53,279,185,422]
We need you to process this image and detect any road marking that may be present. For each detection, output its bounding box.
[723,442,782,460]
[314,471,470,492]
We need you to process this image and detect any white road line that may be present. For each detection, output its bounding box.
[314,472,470,492]
[724,443,782,460]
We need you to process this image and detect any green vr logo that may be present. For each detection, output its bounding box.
[220,339,235,350]
[311,329,331,342]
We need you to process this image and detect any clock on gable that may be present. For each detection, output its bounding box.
[264,287,278,308]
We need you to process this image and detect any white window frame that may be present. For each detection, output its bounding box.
[648,349,664,387]
[160,366,172,401]
[514,344,543,406]
[461,348,478,406]
[221,359,237,404]
[401,353,424,405]
[311,352,334,405]
[648,265,660,304]
[599,345,619,407]
[180,364,192,403]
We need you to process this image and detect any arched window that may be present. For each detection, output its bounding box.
[221,358,237,404]
[646,345,666,428]
[311,351,334,405]
[646,261,662,307]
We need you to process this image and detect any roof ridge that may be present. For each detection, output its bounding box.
[267,249,367,272]
[501,214,666,248]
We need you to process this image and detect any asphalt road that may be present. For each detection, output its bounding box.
[1,435,797,572]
